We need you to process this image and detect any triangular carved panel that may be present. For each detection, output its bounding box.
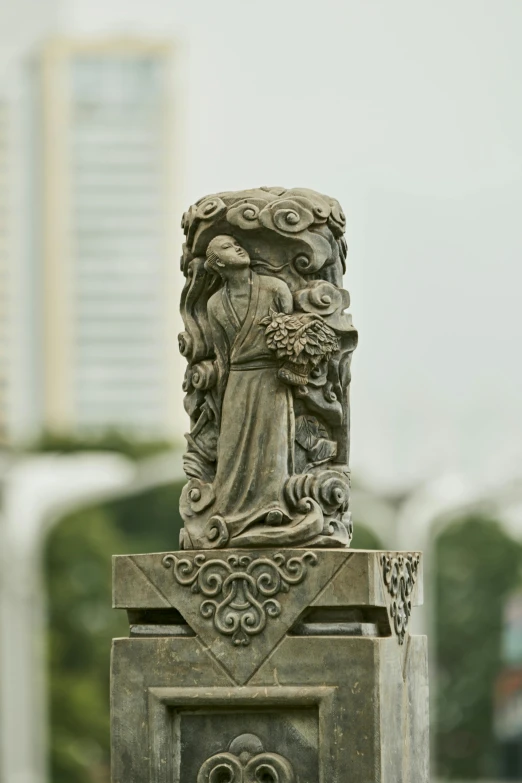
[129,550,350,684]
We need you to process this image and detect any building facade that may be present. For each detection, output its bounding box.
[0,37,183,443]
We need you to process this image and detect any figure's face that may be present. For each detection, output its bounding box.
[209,236,250,268]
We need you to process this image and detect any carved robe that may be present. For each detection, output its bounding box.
[207,271,294,540]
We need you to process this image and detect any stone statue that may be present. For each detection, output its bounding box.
[178,187,358,549]
[111,186,429,783]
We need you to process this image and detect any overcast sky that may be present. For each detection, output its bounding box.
[2,0,521,490]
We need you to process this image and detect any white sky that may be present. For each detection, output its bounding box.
[2,0,521,490]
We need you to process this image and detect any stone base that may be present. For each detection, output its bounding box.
[111,549,429,782]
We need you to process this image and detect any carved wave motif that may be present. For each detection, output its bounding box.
[162,551,317,646]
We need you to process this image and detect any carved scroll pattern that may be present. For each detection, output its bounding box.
[381,553,420,644]
[163,552,317,646]
[197,733,296,783]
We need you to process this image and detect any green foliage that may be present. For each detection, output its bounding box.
[46,509,127,783]
[45,481,184,783]
[32,429,175,459]
[435,515,522,779]
[351,522,383,551]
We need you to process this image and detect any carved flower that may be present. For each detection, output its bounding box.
[258,199,315,234]
[260,309,339,365]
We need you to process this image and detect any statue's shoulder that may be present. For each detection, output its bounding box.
[207,289,223,315]
[256,272,290,295]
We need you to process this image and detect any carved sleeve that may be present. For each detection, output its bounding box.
[275,279,293,315]
[207,303,229,421]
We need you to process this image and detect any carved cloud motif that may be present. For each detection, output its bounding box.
[294,279,357,336]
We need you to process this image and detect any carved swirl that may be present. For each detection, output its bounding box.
[162,552,317,646]
[227,199,266,230]
[292,253,320,275]
[205,515,230,548]
[285,188,332,223]
[180,479,215,516]
[285,470,350,515]
[195,196,227,221]
[177,331,193,357]
[191,360,218,390]
[381,553,420,644]
[293,280,355,334]
[294,280,349,316]
[197,753,243,783]
[259,199,314,234]
[290,196,330,224]
[198,734,296,783]
[328,199,346,237]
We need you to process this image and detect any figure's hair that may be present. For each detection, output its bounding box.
[204,247,223,277]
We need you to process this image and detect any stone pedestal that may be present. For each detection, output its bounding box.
[111,549,428,782]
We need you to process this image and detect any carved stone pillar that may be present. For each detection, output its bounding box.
[110,188,429,781]
[111,549,428,781]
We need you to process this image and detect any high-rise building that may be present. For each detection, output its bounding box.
[0,37,184,443]
[0,98,11,443]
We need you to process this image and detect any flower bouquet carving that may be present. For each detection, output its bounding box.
[260,308,339,386]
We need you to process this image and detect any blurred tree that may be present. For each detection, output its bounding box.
[32,428,174,459]
[435,515,522,779]
[46,508,128,783]
[44,448,184,783]
[351,522,383,550]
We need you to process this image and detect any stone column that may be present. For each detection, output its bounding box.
[110,188,429,781]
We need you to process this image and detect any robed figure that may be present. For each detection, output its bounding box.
[180,235,324,548]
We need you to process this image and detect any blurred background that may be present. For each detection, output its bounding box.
[0,1,521,781]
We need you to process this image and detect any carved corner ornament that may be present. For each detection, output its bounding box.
[197,733,296,783]
[381,553,420,644]
[178,187,357,550]
[162,551,317,647]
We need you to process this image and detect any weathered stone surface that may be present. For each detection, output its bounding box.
[111,549,428,782]
[110,187,429,781]
[178,188,357,550]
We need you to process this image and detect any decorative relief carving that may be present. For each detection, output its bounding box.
[162,551,317,647]
[197,733,296,783]
[381,554,420,644]
[179,187,358,550]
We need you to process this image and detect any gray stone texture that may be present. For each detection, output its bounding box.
[111,549,429,782]
[110,189,429,782]
[178,188,357,550]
